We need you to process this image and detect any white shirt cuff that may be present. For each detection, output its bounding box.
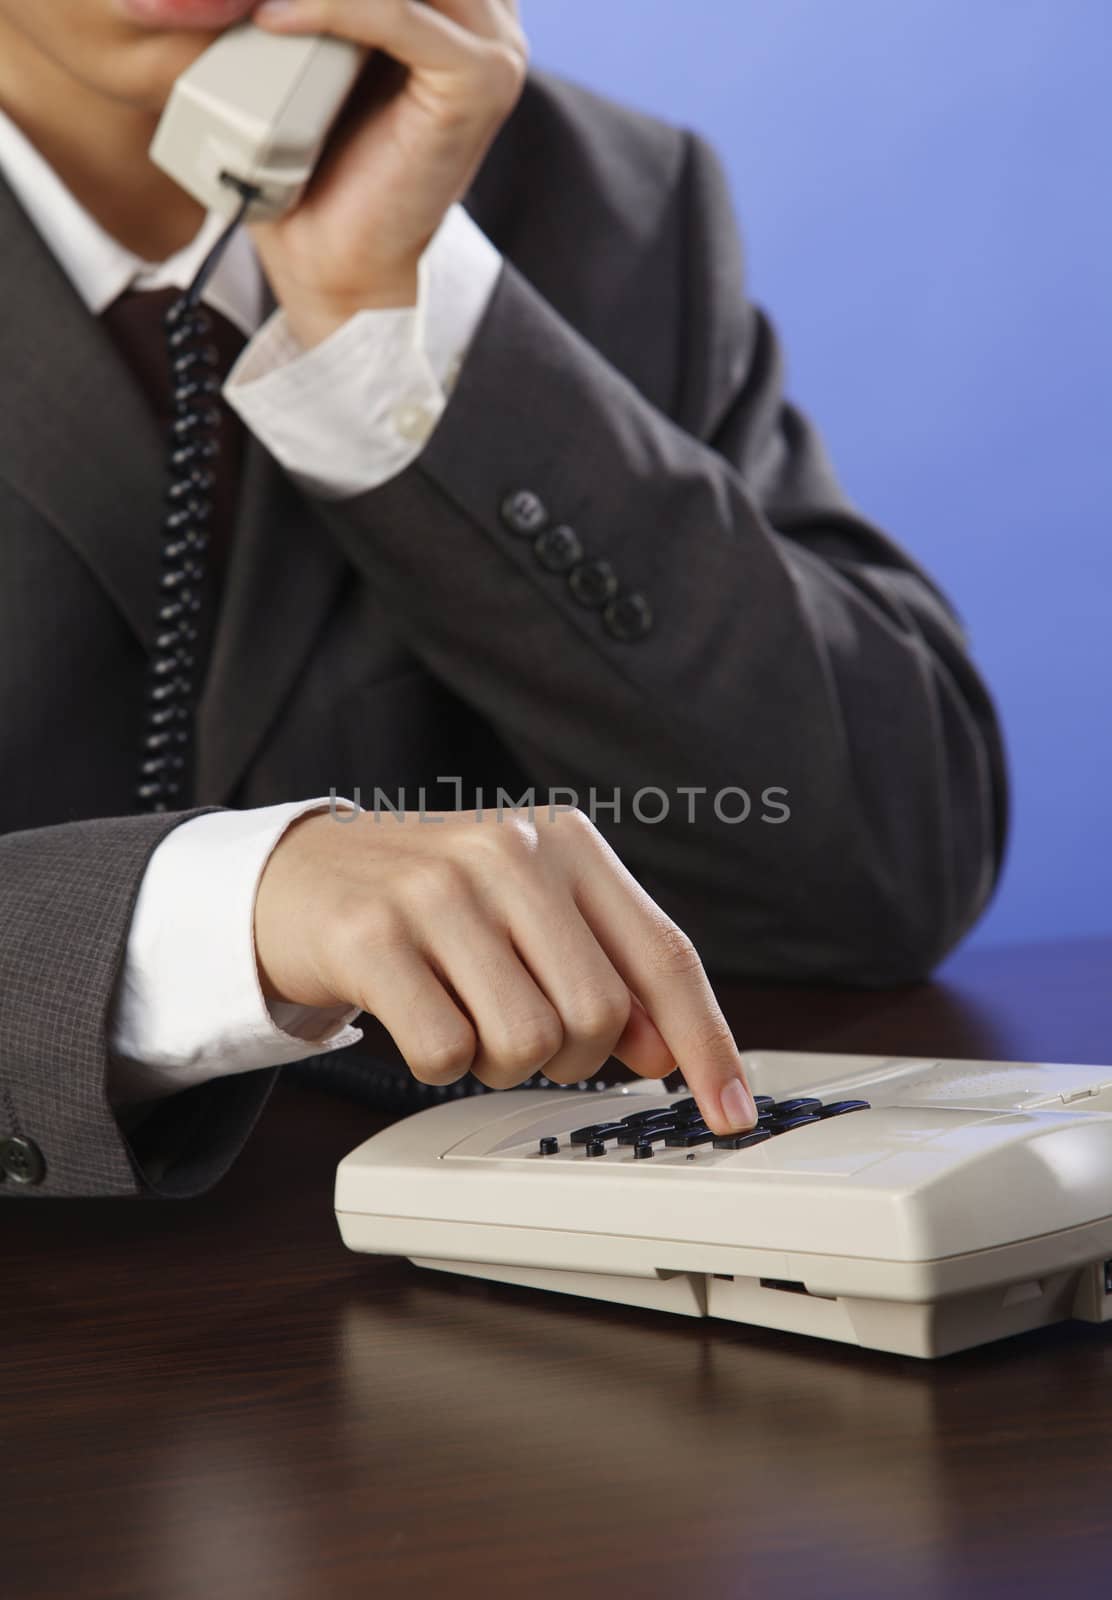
[108,799,363,1110]
[224,203,503,499]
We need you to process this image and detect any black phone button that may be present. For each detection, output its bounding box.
[713,1129,773,1150]
[820,1100,872,1117]
[665,1128,716,1148]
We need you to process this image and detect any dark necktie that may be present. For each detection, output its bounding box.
[100,283,249,598]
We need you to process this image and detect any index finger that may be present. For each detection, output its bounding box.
[567,832,758,1135]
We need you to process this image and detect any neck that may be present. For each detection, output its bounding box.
[0,22,206,261]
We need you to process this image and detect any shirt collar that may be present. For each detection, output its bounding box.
[0,105,264,339]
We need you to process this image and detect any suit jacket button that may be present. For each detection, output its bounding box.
[500,490,549,537]
[569,559,619,608]
[603,592,654,641]
[0,1135,46,1186]
[534,524,583,573]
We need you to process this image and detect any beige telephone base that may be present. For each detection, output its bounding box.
[335,1052,1112,1359]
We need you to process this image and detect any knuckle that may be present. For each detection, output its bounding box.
[535,806,586,859]
[565,987,630,1044]
[408,1027,476,1084]
[402,856,469,910]
[647,921,702,979]
[483,40,528,102]
[465,813,537,870]
[497,812,538,855]
[551,804,591,836]
[685,1011,738,1065]
[546,805,607,861]
[493,1013,563,1074]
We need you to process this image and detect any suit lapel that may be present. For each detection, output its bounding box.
[0,174,165,649]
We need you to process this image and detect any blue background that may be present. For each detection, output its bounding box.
[523,0,1111,950]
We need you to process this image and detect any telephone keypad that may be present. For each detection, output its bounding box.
[550,1095,870,1158]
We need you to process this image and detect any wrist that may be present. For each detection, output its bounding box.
[254,811,341,1008]
[280,271,421,350]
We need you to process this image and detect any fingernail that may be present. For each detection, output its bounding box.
[719,1077,756,1130]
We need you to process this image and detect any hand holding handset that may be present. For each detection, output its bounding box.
[149,21,367,220]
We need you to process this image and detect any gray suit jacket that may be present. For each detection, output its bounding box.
[0,71,1008,1198]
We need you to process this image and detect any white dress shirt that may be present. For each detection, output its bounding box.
[0,107,503,1111]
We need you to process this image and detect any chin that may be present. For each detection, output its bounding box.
[106,28,220,112]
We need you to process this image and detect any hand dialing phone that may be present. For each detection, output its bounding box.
[149,22,367,220]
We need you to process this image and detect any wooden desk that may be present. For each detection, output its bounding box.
[4,939,1112,1599]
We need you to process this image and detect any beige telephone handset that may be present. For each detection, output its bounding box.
[150,21,367,220]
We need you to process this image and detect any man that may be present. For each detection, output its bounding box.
[0,0,1007,1199]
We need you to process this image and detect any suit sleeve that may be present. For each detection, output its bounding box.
[0,812,278,1198]
[309,128,1009,985]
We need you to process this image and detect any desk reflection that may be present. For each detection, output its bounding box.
[336,1271,1111,1598]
